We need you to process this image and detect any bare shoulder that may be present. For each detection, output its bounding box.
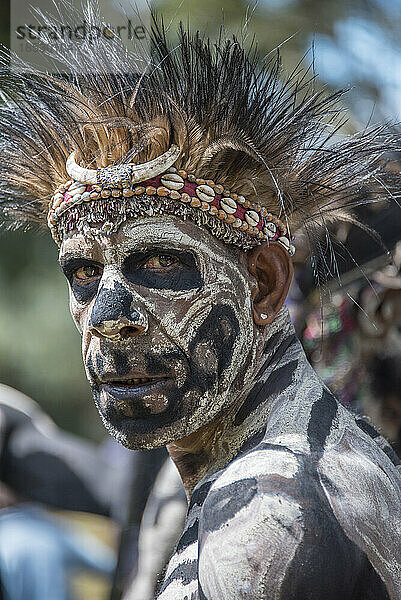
[198,445,305,599]
[199,441,303,538]
[197,424,399,599]
[317,415,401,597]
[319,410,401,497]
[318,406,401,529]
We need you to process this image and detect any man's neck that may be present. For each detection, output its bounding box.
[168,309,309,497]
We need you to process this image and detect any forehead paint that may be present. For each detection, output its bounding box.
[61,216,241,273]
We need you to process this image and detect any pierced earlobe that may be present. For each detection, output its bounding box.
[247,242,293,326]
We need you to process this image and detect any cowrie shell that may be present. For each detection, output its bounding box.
[81,191,91,202]
[69,182,86,193]
[245,210,259,227]
[263,222,277,238]
[220,197,237,214]
[196,184,215,203]
[232,218,242,228]
[278,236,290,248]
[289,244,296,256]
[70,185,86,197]
[52,195,64,209]
[161,173,184,190]
[157,186,170,197]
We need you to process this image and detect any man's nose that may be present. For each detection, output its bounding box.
[89,279,148,340]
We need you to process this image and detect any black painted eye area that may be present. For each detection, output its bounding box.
[122,249,203,291]
[60,257,104,303]
[73,264,103,286]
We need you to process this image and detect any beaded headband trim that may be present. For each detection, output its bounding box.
[48,149,294,254]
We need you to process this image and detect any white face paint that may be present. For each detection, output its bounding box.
[59,216,263,449]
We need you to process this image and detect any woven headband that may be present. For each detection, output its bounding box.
[48,145,294,254]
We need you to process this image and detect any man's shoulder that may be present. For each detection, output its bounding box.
[317,412,401,512]
[197,426,401,598]
[199,416,401,537]
[196,439,362,599]
[197,444,306,599]
[317,409,401,495]
[199,441,304,535]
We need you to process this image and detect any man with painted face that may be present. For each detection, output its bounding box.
[1,15,401,599]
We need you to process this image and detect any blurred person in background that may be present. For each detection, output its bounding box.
[0,383,118,600]
[289,229,401,454]
[0,383,176,600]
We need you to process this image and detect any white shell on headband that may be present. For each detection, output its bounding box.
[65,145,181,185]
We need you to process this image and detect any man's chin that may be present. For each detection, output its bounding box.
[91,382,186,449]
[104,418,172,450]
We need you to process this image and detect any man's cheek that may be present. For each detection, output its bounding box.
[70,288,84,335]
[68,291,89,335]
[82,336,106,385]
[186,304,241,387]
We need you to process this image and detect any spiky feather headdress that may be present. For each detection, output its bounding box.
[0,4,400,276]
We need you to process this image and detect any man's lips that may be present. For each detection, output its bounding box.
[100,376,171,401]
[104,376,164,387]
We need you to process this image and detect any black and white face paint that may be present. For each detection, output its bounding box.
[60,216,263,449]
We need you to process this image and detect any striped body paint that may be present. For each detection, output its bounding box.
[156,318,401,599]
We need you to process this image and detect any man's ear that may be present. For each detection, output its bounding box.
[246,242,293,325]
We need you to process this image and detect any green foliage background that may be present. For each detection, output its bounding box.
[0,0,400,439]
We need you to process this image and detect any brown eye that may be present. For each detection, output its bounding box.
[73,265,102,285]
[143,254,179,270]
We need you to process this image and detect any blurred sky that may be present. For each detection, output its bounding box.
[0,0,400,439]
[314,15,401,122]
